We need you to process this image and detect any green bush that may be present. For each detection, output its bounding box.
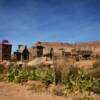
[41,70,54,86]
[6,67,29,83]
[77,91,93,100]
[6,67,18,82]
[16,69,29,83]
[28,70,37,80]
[6,67,54,85]
[63,69,100,96]
[6,64,100,97]
[89,78,100,93]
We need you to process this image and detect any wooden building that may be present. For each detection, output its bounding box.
[0,40,12,60]
[14,50,21,61]
[77,49,92,59]
[33,46,44,57]
[43,48,54,59]
[14,45,29,61]
[32,42,44,57]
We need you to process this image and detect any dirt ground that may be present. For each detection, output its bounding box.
[0,82,100,100]
[0,82,73,100]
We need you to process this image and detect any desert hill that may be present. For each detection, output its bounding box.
[74,41,100,56]
[29,41,100,56]
[74,41,100,47]
[33,41,72,49]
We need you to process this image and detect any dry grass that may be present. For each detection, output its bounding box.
[88,66,100,78]
[49,84,64,96]
[93,60,100,68]
[54,58,75,84]
[87,59,100,78]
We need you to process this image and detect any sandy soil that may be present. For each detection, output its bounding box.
[0,82,100,100]
[0,82,73,100]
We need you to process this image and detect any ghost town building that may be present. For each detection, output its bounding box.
[0,40,12,60]
[14,45,29,61]
[1,40,98,61]
[31,41,72,59]
[32,41,44,57]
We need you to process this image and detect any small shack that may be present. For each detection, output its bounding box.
[32,42,44,57]
[0,40,12,60]
[33,46,44,57]
[14,45,29,61]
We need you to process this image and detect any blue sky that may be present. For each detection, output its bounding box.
[0,0,100,51]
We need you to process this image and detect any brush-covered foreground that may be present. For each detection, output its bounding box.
[0,58,100,100]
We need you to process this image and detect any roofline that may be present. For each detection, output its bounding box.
[0,43,12,45]
[33,46,45,48]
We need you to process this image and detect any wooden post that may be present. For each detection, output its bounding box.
[52,56,57,85]
[21,54,23,62]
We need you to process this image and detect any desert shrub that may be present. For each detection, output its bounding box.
[63,68,100,96]
[55,66,62,84]
[6,66,54,85]
[28,70,37,80]
[93,60,100,68]
[6,67,18,82]
[41,69,54,86]
[61,65,70,84]
[88,59,100,78]
[89,78,100,93]
[6,67,29,83]
[34,69,43,79]
[87,66,100,78]
[54,59,71,84]
[33,69,54,86]
[14,69,29,83]
[5,62,100,97]
[87,59,100,78]
[77,91,93,100]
